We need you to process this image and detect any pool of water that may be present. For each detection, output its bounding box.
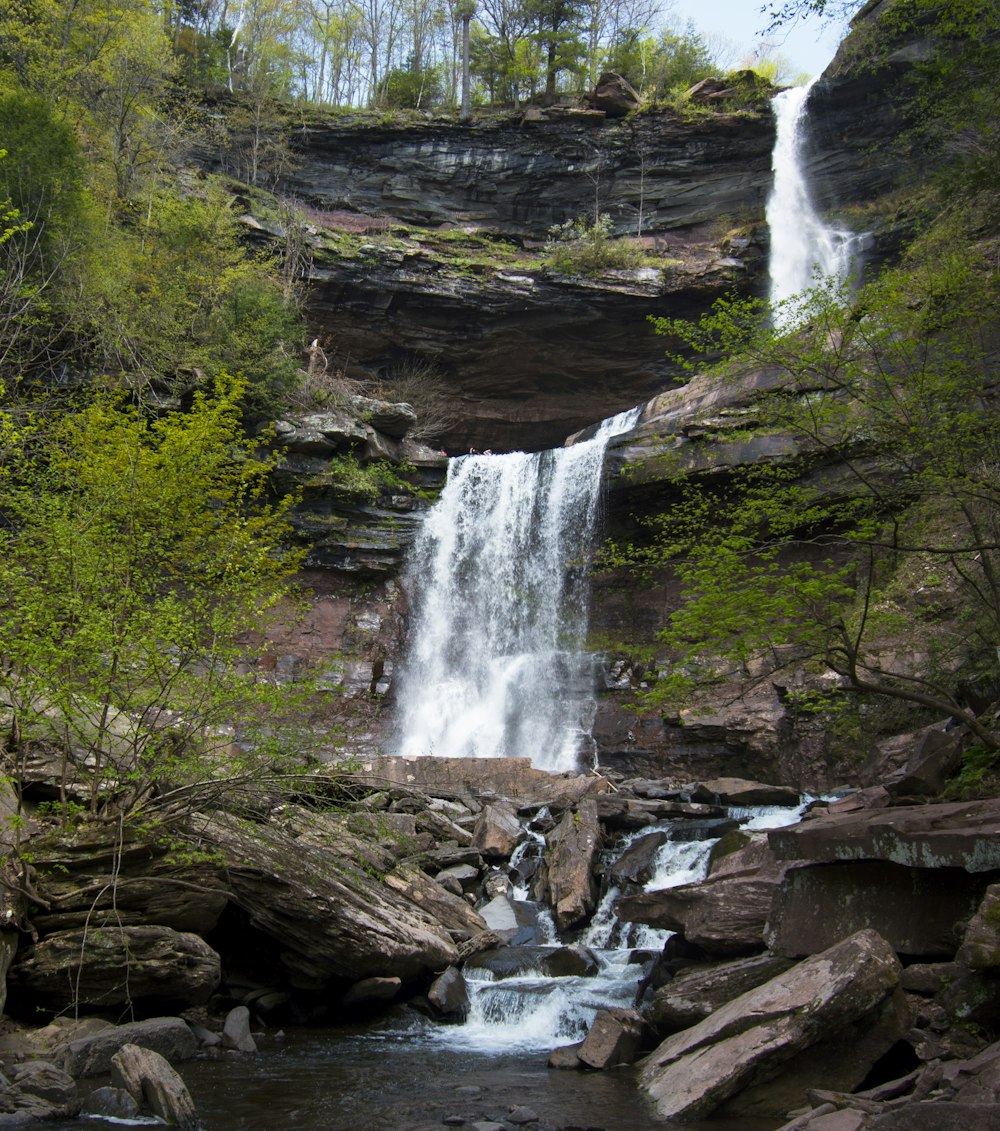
[59,1013,778,1131]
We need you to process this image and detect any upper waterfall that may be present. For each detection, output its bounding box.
[392,408,640,772]
[767,82,860,326]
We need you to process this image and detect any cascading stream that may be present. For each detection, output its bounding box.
[393,408,640,771]
[767,81,862,328]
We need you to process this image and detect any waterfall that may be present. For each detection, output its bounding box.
[767,81,861,328]
[393,407,640,772]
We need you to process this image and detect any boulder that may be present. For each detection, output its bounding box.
[58,1017,197,1078]
[342,976,402,1006]
[765,861,987,957]
[548,1042,583,1069]
[577,1007,647,1068]
[7,1062,77,1113]
[542,800,601,931]
[541,944,599,978]
[885,724,965,799]
[8,926,220,1012]
[348,395,417,439]
[590,72,641,117]
[649,954,796,1031]
[427,966,470,1020]
[197,809,482,986]
[471,802,526,860]
[956,883,1000,969]
[617,864,785,956]
[639,930,903,1121]
[608,831,669,885]
[221,1006,257,1053]
[476,896,549,945]
[81,1087,141,1120]
[110,1043,198,1128]
[869,1104,1000,1130]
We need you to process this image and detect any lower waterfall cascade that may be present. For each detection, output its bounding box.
[392,407,641,772]
[767,81,866,327]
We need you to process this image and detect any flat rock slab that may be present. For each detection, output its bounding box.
[639,929,902,1122]
[768,800,1000,872]
[691,778,801,807]
[650,953,796,1030]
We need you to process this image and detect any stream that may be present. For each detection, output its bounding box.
[56,802,807,1131]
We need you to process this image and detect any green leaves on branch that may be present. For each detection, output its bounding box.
[626,242,1000,748]
[0,376,307,818]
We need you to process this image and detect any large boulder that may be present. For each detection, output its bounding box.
[541,800,601,931]
[690,777,801,807]
[639,930,904,1121]
[766,860,988,958]
[8,926,219,1013]
[110,1044,198,1129]
[957,884,1000,969]
[618,839,791,956]
[471,802,526,860]
[590,72,641,117]
[198,808,484,987]
[58,1017,197,1078]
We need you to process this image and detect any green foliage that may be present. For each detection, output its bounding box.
[624,240,1000,748]
[545,214,644,276]
[379,61,443,109]
[0,376,307,817]
[606,26,714,98]
[328,454,411,501]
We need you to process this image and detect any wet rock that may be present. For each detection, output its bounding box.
[548,1042,583,1069]
[456,930,508,963]
[690,777,801,807]
[9,926,220,1012]
[81,1086,141,1120]
[900,961,961,994]
[477,896,549,945]
[765,861,986,957]
[541,944,599,978]
[221,1006,257,1053]
[608,831,669,885]
[58,1017,198,1078]
[427,966,470,1020]
[543,800,601,931]
[578,1007,647,1069]
[507,1104,540,1124]
[639,930,903,1121]
[110,1043,198,1128]
[648,954,796,1031]
[617,863,786,956]
[471,802,526,860]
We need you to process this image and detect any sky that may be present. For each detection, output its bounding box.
[668,0,850,80]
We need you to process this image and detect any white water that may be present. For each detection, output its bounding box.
[767,82,862,328]
[432,801,808,1053]
[393,408,640,771]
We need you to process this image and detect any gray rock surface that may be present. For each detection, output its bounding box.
[58,1017,197,1078]
[541,800,601,931]
[639,930,903,1121]
[110,1043,198,1128]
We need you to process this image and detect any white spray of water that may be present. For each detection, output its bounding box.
[393,408,640,771]
[767,82,861,328]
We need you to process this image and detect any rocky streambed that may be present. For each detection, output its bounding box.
[2,720,1000,1129]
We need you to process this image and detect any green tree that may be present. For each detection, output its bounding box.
[0,377,306,819]
[620,241,1000,751]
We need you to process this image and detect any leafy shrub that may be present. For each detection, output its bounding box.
[545,215,645,276]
